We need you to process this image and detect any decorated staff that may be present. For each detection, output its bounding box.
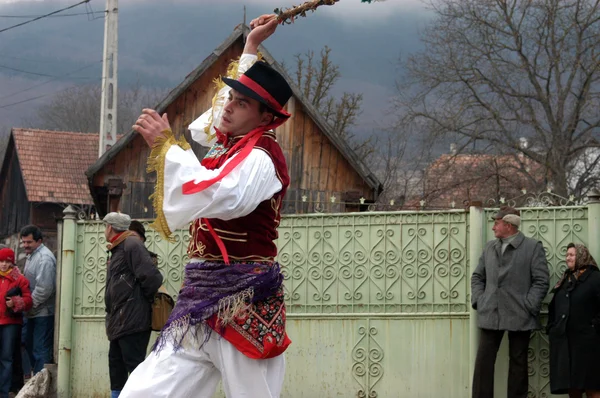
[275,0,386,24]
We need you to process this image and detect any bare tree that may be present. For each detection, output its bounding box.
[397,0,600,197]
[27,83,166,135]
[370,118,441,208]
[290,46,373,159]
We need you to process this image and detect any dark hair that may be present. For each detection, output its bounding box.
[129,220,146,242]
[258,103,276,120]
[19,225,43,241]
[567,242,576,250]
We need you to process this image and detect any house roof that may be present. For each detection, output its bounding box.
[85,24,382,194]
[424,152,543,205]
[11,128,98,205]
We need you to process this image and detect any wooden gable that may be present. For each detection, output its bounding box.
[0,135,29,238]
[87,25,381,218]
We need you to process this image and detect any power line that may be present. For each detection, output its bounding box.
[0,0,91,34]
[0,62,98,79]
[0,63,63,78]
[0,77,102,110]
[0,94,49,109]
[0,60,103,101]
[0,11,105,18]
[0,53,74,63]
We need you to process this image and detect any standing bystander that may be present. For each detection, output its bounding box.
[103,213,163,398]
[471,206,550,398]
[20,225,56,375]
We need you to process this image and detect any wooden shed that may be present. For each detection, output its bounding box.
[86,25,382,218]
[0,128,97,253]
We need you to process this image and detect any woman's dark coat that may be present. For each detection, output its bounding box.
[548,267,600,394]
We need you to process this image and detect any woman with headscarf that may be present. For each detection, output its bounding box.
[548,243,600,397]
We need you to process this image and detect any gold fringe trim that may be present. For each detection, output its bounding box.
[217,287,254,325]
[147,129,191,241]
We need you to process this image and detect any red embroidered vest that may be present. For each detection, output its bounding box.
[187,131,290,261]
[188,131,292,359]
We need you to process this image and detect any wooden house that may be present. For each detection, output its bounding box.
[0,128,98,253]
[85,25,382,218]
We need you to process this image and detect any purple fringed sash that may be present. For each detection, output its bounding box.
[154,260,283,351]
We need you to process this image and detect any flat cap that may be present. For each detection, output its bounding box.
[103,212,131,231]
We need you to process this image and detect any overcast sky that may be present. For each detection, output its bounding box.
[0,0,432,136]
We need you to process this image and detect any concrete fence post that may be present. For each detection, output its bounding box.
[57,206,77,398]
[587,190,600,261]
[468,203,484,394]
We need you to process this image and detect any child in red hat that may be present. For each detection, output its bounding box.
[0,248,32,398]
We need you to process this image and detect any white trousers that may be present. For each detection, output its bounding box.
[119,329,285,398]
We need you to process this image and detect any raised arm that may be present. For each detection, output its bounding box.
[188,15,280,146]
[132,15,282,239]
[133,14,279,149]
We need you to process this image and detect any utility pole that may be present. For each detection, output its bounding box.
[99,0,118,157]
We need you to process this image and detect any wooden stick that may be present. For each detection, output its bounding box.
[275,0,340,24]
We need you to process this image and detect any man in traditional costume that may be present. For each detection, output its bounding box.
[120,14,291,398]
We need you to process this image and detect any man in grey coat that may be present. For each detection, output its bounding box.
[20,225,56,375]
[471,206,549,398]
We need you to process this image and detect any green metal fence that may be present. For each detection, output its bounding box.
[56,198,600,397]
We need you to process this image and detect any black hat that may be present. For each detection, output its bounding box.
[129,220,147,242]
[222,61,292,119]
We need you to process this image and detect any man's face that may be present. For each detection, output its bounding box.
[218,90,271,136]
[492,219,514,239]
[20,234,42,255]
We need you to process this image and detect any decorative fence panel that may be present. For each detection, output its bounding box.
[59,201,597,397]
[278,211,469,315]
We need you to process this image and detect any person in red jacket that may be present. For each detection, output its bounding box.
[0,248,32,398]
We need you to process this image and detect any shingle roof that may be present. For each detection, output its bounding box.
[12,128,98,205]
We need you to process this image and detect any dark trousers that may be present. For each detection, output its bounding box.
[10,324,23,393]
[0,324,20,397]
[108,330,151,391]
[24,315,54,374]
[472,329,531,398]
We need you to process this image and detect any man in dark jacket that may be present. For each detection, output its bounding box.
[471,206,550,398]
[103,212,163,398]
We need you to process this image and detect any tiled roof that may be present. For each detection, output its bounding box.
[12,128,99,205]
[424,153,543,207]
